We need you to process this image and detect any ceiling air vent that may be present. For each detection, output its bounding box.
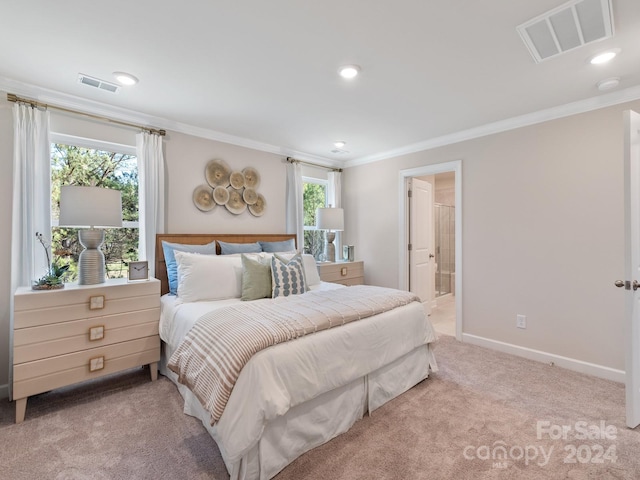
[517,0,614,63]
[77,73,120,93]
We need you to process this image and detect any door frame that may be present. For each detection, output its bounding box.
[398,160,462,340]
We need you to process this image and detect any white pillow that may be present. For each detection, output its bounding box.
[301,254,321,287]
[174,251,242,302]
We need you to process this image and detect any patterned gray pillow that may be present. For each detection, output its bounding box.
[271,253,307,298]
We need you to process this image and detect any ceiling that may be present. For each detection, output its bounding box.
[1,0,639,167]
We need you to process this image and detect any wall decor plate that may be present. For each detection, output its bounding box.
[205,159,231,188]
[230,171,245,189]
[193,185,216,211]
[213,185,230,205]
[242,187,258,205]
[243,167,260,189]
[248,193,266,216]
[225,187,247,214]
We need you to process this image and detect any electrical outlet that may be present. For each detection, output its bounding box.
[517,314,527,329]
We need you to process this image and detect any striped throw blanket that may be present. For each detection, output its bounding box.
[167,285,420,425]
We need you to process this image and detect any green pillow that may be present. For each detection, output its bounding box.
[241,254,272,301]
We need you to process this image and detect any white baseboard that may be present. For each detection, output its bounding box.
[461,333,625,384]
[0,383,8,400]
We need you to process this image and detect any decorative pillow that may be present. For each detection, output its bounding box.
[174,251,242,302]
[259,239,296,253]
[218,240,262,255]
[162,240,217,295]
[301,254,321,287]
[241,254,272,301]
[271,253,307,298]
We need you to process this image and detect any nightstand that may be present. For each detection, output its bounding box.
[317,261,364,286]
[12,278,161,423]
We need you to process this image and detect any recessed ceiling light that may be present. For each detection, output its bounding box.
[589,49,620,65]
[334,141,346,148]
[597,77,620,91]
[338,65,361,79]
[113,72,139,86]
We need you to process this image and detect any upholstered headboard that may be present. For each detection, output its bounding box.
[155,233,297,295]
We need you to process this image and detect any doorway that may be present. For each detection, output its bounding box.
[398,161,462,340]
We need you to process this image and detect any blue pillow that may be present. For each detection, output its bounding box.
[218,241,262,255]
[259,239,296,253]
[162,240,217,295]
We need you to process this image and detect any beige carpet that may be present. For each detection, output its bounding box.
[1,335,639,479]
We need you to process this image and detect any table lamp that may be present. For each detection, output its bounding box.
[316,206,344,262]
[59,186,123,285]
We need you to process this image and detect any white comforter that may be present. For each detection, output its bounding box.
[160,282,437,469]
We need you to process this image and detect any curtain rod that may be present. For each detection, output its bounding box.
[286,156,342,172]
[7,93,166,136]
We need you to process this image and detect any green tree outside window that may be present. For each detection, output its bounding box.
[51,143,139,280]
[303,181,326,259]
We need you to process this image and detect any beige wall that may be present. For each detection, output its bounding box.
[0,99,287,395]
[343,99,640,372]
[163,131,286,233]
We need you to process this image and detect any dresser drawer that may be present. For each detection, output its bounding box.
[14,293,160,329]
[317,261,364,285]
[13,336,160,399]
[13,308,160,364]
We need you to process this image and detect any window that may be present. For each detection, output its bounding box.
[50,139,139,280]
[302,177,327,259]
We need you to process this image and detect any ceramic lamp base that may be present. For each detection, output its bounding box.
[324,231,336,263]
[78,229,106,285]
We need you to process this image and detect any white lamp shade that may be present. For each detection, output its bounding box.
[59,186,123,228]
[316,207,344,231]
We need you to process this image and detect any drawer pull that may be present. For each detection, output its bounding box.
[89,356,105,372]
[88,325,105,341]
[89,295,105,310]
[341,267,348,276]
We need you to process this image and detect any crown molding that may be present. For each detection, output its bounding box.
[4,76,639,171]
[345,84,640,168]
[0,76,340,168]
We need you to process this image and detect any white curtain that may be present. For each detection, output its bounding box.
[11,104,51,290]
[285,161,304,250]
[136,132,165,276]
[328,171,342,261]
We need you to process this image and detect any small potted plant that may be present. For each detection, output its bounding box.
[33,232,69,290]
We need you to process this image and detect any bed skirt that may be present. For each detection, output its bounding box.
[160,342,436,480]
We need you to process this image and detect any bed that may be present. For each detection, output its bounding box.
[155,233,437,480]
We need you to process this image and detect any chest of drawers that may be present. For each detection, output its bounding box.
[12,278,161,423]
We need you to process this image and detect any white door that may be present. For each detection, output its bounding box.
[409,178,434,313]
[624,109,640,428]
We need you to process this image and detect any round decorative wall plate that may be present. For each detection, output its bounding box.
[248,193,266,216]
[193,185,216,211]
[242,187,258,205]
[213,185,230,205]
[243,167,260,189]
[225,187,247,214]
[205,159,231,188]
[230,171,245,189]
